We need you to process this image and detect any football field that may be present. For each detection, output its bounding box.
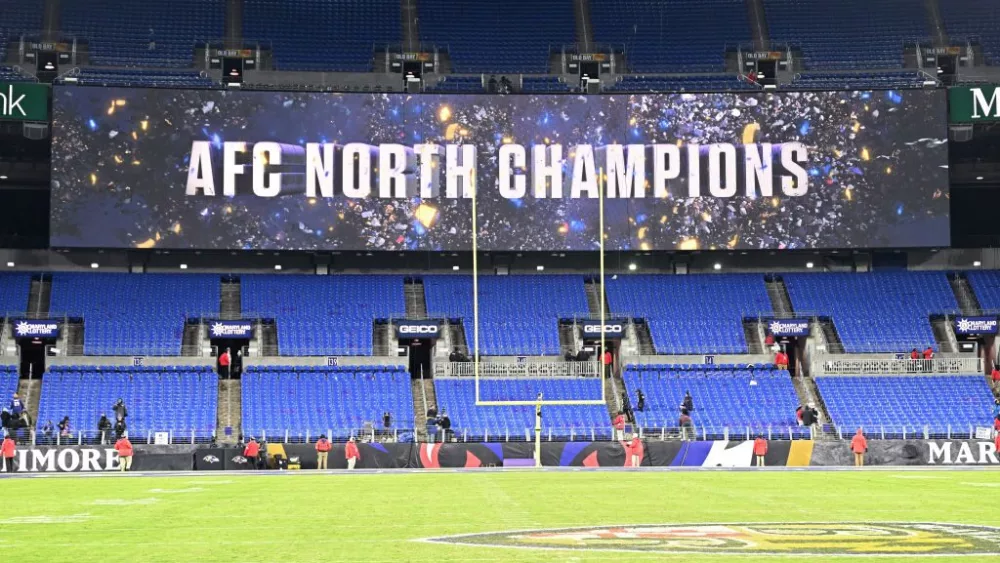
[2,469,999,562]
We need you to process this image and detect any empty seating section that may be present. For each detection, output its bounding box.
[965,270,1000,311]
[783,272,956,353]
[591,0,750,72]
[244,0,399,71]
[623,364,803,437]
[521,77,575,93]
[0,67,32,82]
[0,273,31,314]
[60,69,218,88]
[61,0,224,67]
[763,0,928,70]
[816,375,994,436]
[423,276,587,355]
[418,0,574,73]
[0,367,18,405]
[425,76,484,93]
[434,377,610,439]
[241,366,413,440]
[941,0,1000,66]
[241,275,405,356]
[36,366,218,440]
[607,75,754,92]
[792,71,926,90]
[50,274,218,356]
[605,274,770,354]
[0,0,42,52]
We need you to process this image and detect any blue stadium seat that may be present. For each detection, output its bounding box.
[434,377,610,439]
[241,366,413,440]
[791,71,925,90]
[965,270,1000,310]
[0,366,18,405]
[941,0,1000,66]
[423,275,588,356]
[816,375,995,437]
[0,0,43,54]
[36,366,218,440]
[244,0,400,71]
[0,67,34,82]
[49,273,219,356]
[783,272,956,353]
[61,0,224,67]
[605,274,770,354]
[0,273,31,314]
[606,74,754,92]
[623,364,804,438]
[424,76,484,94]
[241,275,405,356]
[58,68,219,88]
[521,76,575,93]
[418,0,575,73]
[591,0,750,73]
[763,0,929,70]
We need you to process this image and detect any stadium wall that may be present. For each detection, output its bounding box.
[4,440,997,473]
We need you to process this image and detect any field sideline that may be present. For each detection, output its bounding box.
[2,470,998,562]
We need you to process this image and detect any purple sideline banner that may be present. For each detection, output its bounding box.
[50,87,950,251]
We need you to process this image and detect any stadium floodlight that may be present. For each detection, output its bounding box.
[452,265,460,271]
[974,261,982,267]
[5,262,13,268]
[713,263,722,270]
[806,262,814,269]
[179,264,188,270]
[471,167,608,467]
[274,264,282,271]
[628,263,637,271]
[90,262,99,269]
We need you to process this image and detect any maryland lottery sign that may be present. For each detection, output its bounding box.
[51,87,950,251]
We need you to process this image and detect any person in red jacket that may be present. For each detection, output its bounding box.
[2,435,16,473]
[764,332,775,347]
[219,348,232,378]
[922,347,934,360]
[345,437,360,470]
[114,435,133,472]
[628,433,643,467]
[991,367,1000,393]
[753,435,768,467]
[850,428,868,467]
[774,349,789,370]
[315,434,331,470]
[910,348,920,360]
[995,430,1000,455]
[602,350,613,379]
[613,411,626,441]
[244,438,260,470]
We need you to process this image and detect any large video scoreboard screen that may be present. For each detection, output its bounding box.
[51,86,950,250]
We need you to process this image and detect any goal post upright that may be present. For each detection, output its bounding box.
[471,159,610,464]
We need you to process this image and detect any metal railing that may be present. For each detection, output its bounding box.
[243,428,414,444]
[29,429,215,446]
[421,424,814,443]
[438,362,600,378]
[813,357,983,376]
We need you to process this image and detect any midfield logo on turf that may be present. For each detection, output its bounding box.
[425,523,1000,555]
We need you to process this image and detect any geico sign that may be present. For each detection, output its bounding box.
[4,448,121,472]
[399,325,439,334]
[583,324,623,334]
[927,441,999,465]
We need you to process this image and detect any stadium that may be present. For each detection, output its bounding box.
[1,0,1000,561]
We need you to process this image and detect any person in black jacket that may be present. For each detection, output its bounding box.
[113,418,127,441]
[439,411,452,440]
[682,391,694,413]
[97,414,112,444]
[636,389,646,412]
[113,399,128,422]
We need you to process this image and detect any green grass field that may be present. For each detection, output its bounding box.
[2,470,999,562]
